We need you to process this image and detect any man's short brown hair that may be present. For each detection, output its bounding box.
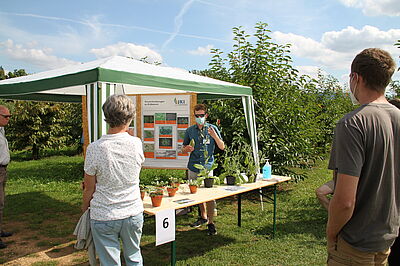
[194,104,207,113]
[351,48,396,93]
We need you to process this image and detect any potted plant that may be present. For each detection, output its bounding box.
[187,179,201,194]
[169,176,181,188]
[245,155,259,183]
[151,180,167,189]
[147,186,164,207]
[139,184,146,200]
[166,182,179,197]
[220,147,245,185]
[194,150,219,188]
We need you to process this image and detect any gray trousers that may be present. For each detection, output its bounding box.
[0,167,7,232]
[188,170,216,219]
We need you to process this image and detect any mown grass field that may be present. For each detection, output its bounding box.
[2,149,332,265]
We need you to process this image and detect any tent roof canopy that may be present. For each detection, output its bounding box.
[0,56,251,102]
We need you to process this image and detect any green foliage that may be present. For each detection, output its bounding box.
[199,22,353,181]
[7,101,82,159]
[219,146,244,183]
[0,68,82,159]
[389,80,400,98]
[187,178,202,186]
[146,186,164,196]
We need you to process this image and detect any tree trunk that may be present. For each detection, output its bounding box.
[32,144,39,160]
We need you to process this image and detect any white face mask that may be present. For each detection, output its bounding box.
[349,74,360,105]
[195,117,205,125]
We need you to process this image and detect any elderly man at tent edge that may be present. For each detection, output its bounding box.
[0,105,13,249]
[182,103,225,236]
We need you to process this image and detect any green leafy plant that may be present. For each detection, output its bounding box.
[139,184,147,191]
[187,178,203,187]
[151,180,168,187]
[193,150,220,185]
[168,176,181,187]
[146,186,164,197]
[219,146,245,184]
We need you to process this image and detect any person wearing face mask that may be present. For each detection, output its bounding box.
[182,104,224,235]
[326,48,400,265]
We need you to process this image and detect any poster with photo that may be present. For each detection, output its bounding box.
[144,143,155,158]
[155,113,166,124]
[143,130,154,141]
[144,115,154,128]
[159,138,173,149]
[177,130,186,143]
[156,150,177,159]
[141,94,191,168]
[177,117,189,128]
[166,113,177,124]
[159,126,173,138]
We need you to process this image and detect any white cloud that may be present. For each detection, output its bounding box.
[188,44,214,55]
[296,65,325,79]
[272,31,350,70]
[272,26,400,72]
[90,42,163,64]
[339,0,400,16]
[0,39,78,70]
[322,26,400,53]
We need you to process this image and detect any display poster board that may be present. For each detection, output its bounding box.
[141,94,191,169]
[82,93,194,169]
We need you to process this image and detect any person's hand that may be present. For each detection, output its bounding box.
[208,127,218,139]
[185,145,194,153]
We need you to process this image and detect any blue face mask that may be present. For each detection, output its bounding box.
[195,117,205,125]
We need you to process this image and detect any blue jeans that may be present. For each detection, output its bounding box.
[91,213,144,266]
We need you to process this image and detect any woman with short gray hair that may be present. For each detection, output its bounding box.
[82,94,145,265]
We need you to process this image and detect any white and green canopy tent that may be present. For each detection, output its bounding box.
[0,56,259,168]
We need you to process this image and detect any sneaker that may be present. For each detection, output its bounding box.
[207,223,217,235]
[0,240,6,249]
[190,218,208,228]
[0,231,12,237]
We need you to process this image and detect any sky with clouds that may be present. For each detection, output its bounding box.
[1,0,399,85]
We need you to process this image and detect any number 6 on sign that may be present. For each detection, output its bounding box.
[155,209,175,246]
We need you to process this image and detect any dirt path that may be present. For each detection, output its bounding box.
[1,221,90,265]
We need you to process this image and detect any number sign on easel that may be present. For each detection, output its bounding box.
[155,209,175,246]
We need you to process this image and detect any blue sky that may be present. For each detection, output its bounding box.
[1,0,400,85]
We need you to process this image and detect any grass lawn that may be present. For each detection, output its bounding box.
[2,151,333,265]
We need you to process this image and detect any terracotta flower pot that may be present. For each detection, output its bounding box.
[167,187,178,197]
[140,190,145,200]
[189,185,198,194]
[171,182,180,188]
[150,195,163,207]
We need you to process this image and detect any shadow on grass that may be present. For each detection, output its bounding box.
[45,243,75,258]
[141,226,235,265]
[0,192,80,264]
[10,145,82,162]
[251,200,328,241]
[8,156,84,183]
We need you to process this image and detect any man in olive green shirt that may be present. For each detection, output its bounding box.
[326,49,400,265]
